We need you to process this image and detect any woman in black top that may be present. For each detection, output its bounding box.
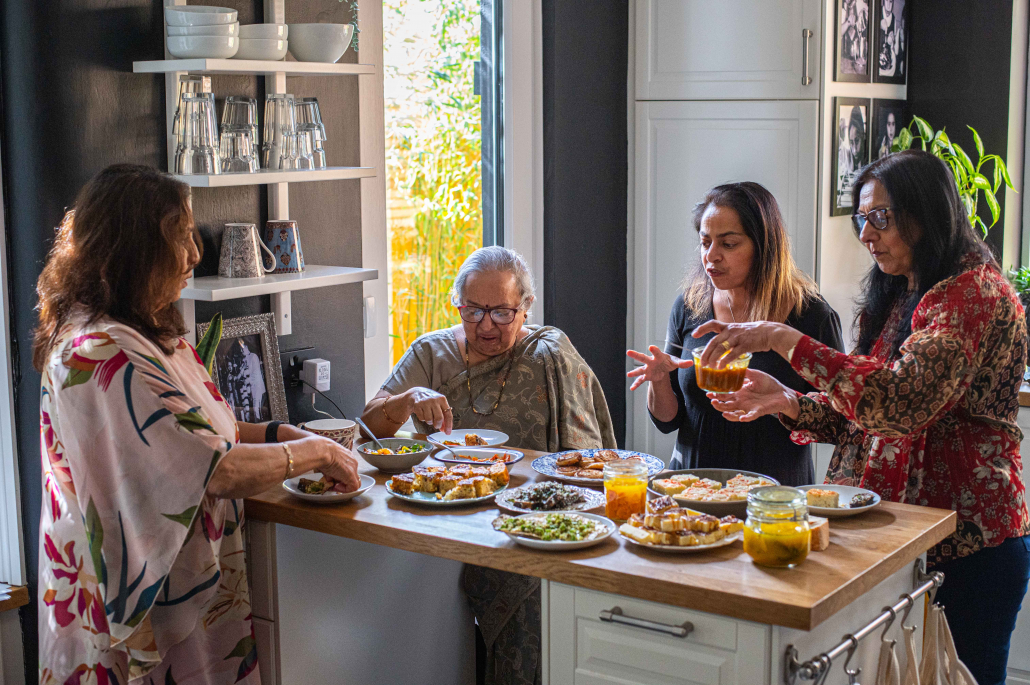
[627,182,844,485]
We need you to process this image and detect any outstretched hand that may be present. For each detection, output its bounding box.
[626,345,694,391]
[706,368,800,422]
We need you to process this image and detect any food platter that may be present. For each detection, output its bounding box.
[283,473,375,504]
[385,479,508,507]
[433,447,525,470]
[648,468,779,518]
[620,529,742,553]
[797,484,881,517]
[495,482,605,514]
[531,449,665,487]
[428,429,508,447]
[494,512,616,551]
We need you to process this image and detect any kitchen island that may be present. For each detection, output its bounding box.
[243,446,955,685]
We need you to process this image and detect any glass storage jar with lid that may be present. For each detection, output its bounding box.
[603,460,648,521]
[743,486,811,568]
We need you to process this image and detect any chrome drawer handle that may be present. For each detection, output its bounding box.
[599,606,694,639]
[802,28,813,85]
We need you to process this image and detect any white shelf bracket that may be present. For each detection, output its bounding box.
[176,298,197,346]
[272,291,292,336]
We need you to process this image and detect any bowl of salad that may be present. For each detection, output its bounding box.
[356,438,432,473]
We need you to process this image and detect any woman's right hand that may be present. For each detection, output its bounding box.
[407,387,453,434]
[626,346,694,391]
[300,436,361,493]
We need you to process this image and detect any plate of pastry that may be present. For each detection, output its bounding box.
[649,468,779,518]
[531,449,665,487]
[433,447,525,470]
[796,484,881,517]
[493,512,616,551]
[494,481,606,514]
[283,473,376,504]
[385,463,510,506]
[429,430,508,447]
[617,496,744,552]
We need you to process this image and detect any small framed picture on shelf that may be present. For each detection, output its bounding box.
[835,0,872,82]
[197,313,288,423]
[873,0,908,84]
[832,97,871,217]
[871,99,908,161]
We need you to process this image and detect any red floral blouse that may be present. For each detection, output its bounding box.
[783,260,1030,565]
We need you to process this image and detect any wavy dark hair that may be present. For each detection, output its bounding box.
[853,150,994,357]
[32,164,201,370]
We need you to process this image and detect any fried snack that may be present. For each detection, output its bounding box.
[595,449,621,462]
[576,469,604,480]
[556,452,582,467]
[465,433,489,446]
[647,496,678,514]
[390,473,417,496]
[488,463,509,487]
[652,478,687,496]
[557,466,582,475]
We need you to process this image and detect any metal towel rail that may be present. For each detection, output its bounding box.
[784,560,944,684]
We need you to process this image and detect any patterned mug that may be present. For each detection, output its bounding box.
[263,220,305,274]
[219,223,276,278]
[299,419,356,449]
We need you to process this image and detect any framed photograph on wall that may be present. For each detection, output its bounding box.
[832,97,871,216]
[873,0,908,84]
[871,99,908,160]
[197,313,288,423]
[835,0,872,82]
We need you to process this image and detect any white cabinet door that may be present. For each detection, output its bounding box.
[629,100,818,456]
[636,0,822,100]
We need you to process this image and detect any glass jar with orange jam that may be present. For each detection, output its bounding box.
[692,349,753,393]
[603,460,648,522]
[743,486,811,568]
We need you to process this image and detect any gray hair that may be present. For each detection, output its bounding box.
[450,246,536,309]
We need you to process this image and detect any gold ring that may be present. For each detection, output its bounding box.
[443,408,452,413]
[721,341,731,350]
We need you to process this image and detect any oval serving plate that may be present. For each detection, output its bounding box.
[532,449,665,487]
[428,429,508,447]
[283,473,375,504]
[648,468,780,518]
[495,512,616,551]
[620,530,743,553]
[495,483,605,514]
[796,484,881,518]
[385,479,507,507]
[433,447,525,470]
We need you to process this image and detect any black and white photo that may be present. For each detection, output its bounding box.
[872,99,907,160]
[198,313,288,422]
[832,98,870,216]
[873,0,908,84]
[835,0,871,82]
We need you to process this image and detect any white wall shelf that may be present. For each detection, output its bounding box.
[175,167,375,187]
[133,59,375,76]
[182,265,378,301]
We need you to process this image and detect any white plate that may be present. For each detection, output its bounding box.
[283,473,374,504]
[532,449,665,487]
[796,484,881,517]
[495,483,606,514]
[385,479,507,507]
[429,429,508,447]
[496,512,616,551]
[620,530,743,553]
[433,447,524,470]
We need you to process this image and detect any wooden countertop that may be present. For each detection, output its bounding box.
[245,447,955,631]
[0,586,29,613]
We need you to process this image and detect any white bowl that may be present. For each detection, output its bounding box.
[287,23,354,63]
[166,35,239,59]
[233,38,287,60]
[239,23,288,39]
[167,22,238,36]
[165,6,238,27]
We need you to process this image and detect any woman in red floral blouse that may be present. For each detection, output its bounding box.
[694,150,1030,685]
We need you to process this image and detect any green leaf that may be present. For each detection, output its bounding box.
[985,188,1001,226]
[953,143,976,176]
[175,411,215,434]
[162,506,197,528]
[225,635,257,660]
[994,164,1004,194]
[195,313,223,377]
[969,126,985,158]
[896,127,913,150]
[997,158,1015,190]
[85,498,106,587]
[972,174,992,191]
[914,116,934,143]
[62,367,94,389]
[974,215,989,239]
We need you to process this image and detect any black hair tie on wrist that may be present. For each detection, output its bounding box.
[265,421,285,443]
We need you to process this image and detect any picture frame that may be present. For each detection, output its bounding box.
[197,313,288,423]
[871,99,908,161]
[831,97,871,217]
[835,0,872,83]
[872,0,908,84]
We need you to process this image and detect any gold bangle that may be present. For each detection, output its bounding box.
[282,442,294,479]
[381,395,406,424]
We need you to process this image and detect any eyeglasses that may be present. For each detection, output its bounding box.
[852,207,891,235]
[457,305,520,325]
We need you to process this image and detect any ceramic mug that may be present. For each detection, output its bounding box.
[263,220,305,273]
[300,418,356,449]
[219,223,276,278]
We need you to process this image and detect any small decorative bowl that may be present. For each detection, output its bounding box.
[356,438,432,473]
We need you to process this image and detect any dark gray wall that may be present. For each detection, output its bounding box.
[541,0,628,446]
[1,0,367,667]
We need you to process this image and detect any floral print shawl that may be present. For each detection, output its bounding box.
[783,260,1030,564]
[39,317,257,685]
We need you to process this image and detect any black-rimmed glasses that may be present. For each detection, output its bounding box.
[852,207,891,235]
[457,305,519,325]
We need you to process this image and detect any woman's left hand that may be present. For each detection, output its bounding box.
[707,369,800,422]
[692,320,803,369]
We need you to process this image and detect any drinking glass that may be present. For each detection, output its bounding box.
[172,75,211,141]
[279,132,315,170]
[175,93,221,175]
[262,94,296,169]
[222,96,258,145]
[298,126,326,168]
[219,127,258,173]
[295,97,326,140]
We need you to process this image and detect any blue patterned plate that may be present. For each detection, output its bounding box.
[531,449,665,487]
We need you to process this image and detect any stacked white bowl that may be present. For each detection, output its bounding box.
[236,24,289,61]
[165,6,239,59]
[287,23,354,63]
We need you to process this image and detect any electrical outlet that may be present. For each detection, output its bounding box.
[280,347,316,389]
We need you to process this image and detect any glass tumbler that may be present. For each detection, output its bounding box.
[219,127,258,173]
[175,93,221,175]
[299,126,326,168]
[603,460,648,522]
[279,132,315,170]
[262,94,296,169]
[222,96,258,146]
[172,75,211,141]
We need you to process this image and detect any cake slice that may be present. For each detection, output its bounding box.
[414,470,442,493]
[390,473,417,496]
[438,474,461,495]
[806,489,840,508]
[471,476,496,498]
[719,516,744,535]
[670,474,700,486]
[487,463,509,487]
[647,496,677,514]
[652,479,687,496]
[443,479,476,501]
[697,478,723,491]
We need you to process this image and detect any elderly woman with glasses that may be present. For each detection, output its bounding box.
[359,246,615,685]
[694,150,1029,685]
